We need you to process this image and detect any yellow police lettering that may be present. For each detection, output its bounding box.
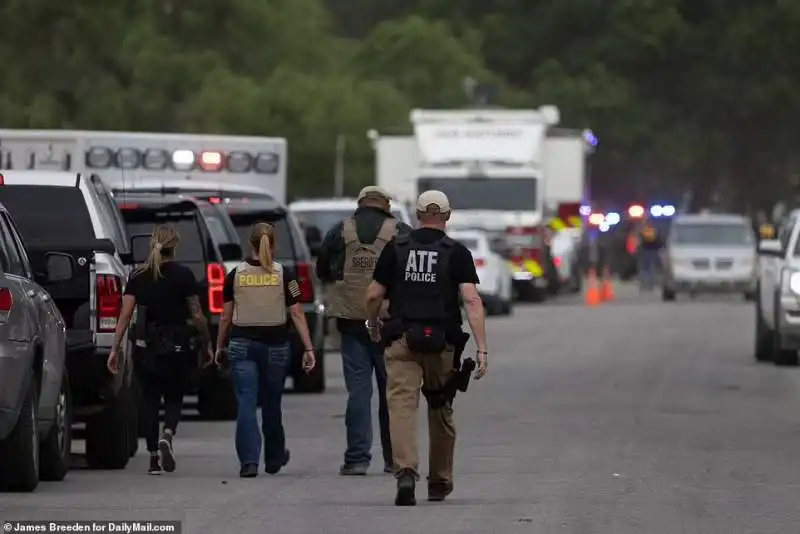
[238,273,280,287]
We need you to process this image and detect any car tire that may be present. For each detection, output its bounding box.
[197,376,238,421]
[772,327,798,367]
[517,284,546,303]
[754,290,774,362]
[40,371,72,482]
[294,349,325,393]
[661,287,676,301]
[85,383,133,470]
[0,379,40,492]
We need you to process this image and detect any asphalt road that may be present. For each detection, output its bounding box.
[4,284,800,533]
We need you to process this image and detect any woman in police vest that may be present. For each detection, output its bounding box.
[215,222,316,478]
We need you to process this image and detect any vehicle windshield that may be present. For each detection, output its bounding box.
[228,213,296,261]
[294,209,406,233]
[417,177,537,211]
[671,222,753,246]
[122,212,206,262]
[203,209,239,245]
[0,186,95,248]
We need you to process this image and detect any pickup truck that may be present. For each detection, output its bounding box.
[0,203,76,491]
[0,171,136,469]
[755,210,800,366]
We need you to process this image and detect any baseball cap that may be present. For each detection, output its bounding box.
[357,185,392,202]
[416,190,451,213]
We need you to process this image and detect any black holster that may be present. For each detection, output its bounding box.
[422,329,475,409]
[132,305,196,374]
[378,318,404,351]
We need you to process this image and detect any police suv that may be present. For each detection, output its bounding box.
[115,194,243,419]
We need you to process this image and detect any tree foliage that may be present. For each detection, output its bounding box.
[0,0,797,207]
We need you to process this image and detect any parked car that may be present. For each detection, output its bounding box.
[0,171,136,470]
[0,203,76,491]
[216,197,327,393]
[115,194,243,420]
[662,213,756,301]
[755,209,800,365]
[448,229,513,316]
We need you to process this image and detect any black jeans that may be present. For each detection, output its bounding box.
[135,349,193,452]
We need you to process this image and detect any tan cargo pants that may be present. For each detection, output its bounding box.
[385,335,457,485]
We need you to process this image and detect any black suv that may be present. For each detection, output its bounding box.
[205,197,326,393]
[114,194,243,420]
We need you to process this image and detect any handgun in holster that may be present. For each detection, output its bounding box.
[423,330,476,409]
[378,318,404,351]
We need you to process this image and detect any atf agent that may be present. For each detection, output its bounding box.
[215,222,316,478]
[316,185,412,476]
[365,190,488,506]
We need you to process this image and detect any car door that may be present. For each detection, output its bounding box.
[0,212,64,416]
[762,218,795,326]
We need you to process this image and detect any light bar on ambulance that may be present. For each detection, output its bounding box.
[85,147,280,174]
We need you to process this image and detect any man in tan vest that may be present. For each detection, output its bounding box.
[316,186,412,475]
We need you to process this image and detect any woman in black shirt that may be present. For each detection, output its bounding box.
[215,222,315,478]
[108,225,212,475]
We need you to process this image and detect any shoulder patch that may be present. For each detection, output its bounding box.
[287,279,301,298]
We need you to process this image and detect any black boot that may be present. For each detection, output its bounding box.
[395,472,416,506]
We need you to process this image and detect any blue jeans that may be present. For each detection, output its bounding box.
[340,333,391,466]
[229,338,290,468]
[638,249,660,288]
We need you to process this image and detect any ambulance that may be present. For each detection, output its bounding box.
[0,129,287,203]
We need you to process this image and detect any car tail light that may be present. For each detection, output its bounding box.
[0,287,12,322]
[295,262,314,303]
[553,256,562,267]
[474,257,485,268]
[97,275,122,332]
[0,173,4,185]
[207,263,226,314]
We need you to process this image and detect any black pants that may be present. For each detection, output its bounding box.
[135,349,194,452]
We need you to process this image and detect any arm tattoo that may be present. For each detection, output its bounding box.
[187,296,211,350]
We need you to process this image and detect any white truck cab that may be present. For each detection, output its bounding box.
[755,210,800,365]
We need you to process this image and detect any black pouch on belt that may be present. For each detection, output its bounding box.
[405,323,447,354]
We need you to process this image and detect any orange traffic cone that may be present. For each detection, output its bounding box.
[585,268,601,306]
[600,267,615,302]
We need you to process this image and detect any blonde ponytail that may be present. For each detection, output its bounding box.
[139,225,180,280]
[249,222,276,273]
[258,234,274,272]
[145,243,165,279]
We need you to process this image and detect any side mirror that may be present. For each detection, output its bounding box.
[304,225,322,256]
[94,238,116,255]
[218,243,243,262]
[130,234,151,264]
[758,239,783,257]
[44,252,75,283]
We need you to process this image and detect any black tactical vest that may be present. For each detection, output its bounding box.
[391,234,454,323]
